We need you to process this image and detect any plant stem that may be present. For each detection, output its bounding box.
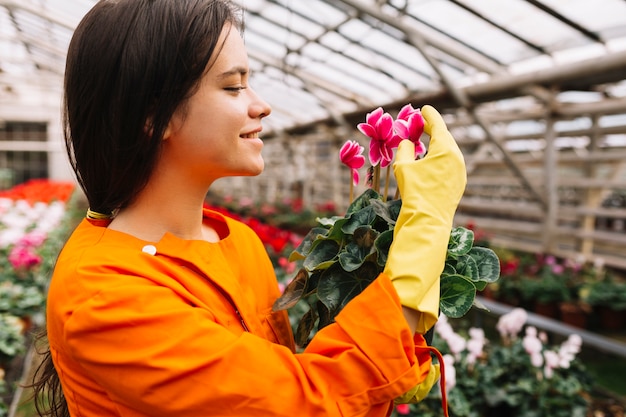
[349,174,354,204]
[383,165,391,201]
[374,165,380,195]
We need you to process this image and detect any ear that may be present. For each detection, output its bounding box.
[144,117,174,140]
[162,122,173,140]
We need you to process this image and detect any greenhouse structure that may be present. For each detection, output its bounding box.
[0,0,625,416]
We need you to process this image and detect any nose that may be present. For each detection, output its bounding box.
[250,88,271,119]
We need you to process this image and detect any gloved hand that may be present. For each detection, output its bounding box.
[394,363,440,405]
[384,105,466,334]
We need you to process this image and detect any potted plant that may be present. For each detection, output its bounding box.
[585,274,626,330]
[519,268,571,319]
[273,104,501,346]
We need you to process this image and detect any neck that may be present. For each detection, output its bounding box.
[108,180,210,242]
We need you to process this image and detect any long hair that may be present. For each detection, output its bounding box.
[29,331,69,417]
[28,1,242,415]
[64,0,242,215]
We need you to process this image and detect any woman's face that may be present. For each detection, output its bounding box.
[161,23,271,186]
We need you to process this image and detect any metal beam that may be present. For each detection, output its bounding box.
[356,1,548,207]
[334,0,502,74]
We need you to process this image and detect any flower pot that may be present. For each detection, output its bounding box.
[534,301,559,319]
[559,303,589,329]
[597,306,625,331]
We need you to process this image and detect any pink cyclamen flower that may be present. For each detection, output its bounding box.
[339,140,366,185]
[8,245,42,270]
[396,404,410,415]
[393,104,426,158]
[357,107,401,168]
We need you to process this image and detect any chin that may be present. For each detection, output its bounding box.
[239,161,265,177]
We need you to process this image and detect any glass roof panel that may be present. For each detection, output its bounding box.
[542,0,626,37]
[0,0,625,139]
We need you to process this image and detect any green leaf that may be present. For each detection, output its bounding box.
[317,262,378,316]
[442,261,457,276]
[295,307,318,347]
[352,225,379,249]
[303,239,340,271]
[387,199,402,222]
[456,255,479,282]
[289,227,328,261]
[272,268,309,311]
[346,188,380,215]
[338,242,367,272]
[325,217,350,242]
[468,246,501,283]
[369,198,396,225]
[447,226,475,258]
[316,215,343,227]
[374,229,393,267]
[342,206,376,234]
[316,300,334,330]
[440,275,476,318]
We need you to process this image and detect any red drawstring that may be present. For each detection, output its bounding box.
[415,344,449,417]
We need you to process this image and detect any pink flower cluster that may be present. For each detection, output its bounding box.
[496,307,528,340]
[340,104,426,185]
[8,231,46,270]
[523,325,582,379]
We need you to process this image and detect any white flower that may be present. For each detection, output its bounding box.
[496,308,527,339]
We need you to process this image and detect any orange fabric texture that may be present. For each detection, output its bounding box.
[46,209,431,416]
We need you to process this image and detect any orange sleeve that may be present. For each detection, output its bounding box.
[62,273,423,417]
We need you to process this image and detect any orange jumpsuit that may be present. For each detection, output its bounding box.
[46,209,428,416]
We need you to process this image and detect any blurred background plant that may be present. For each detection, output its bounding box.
[396,308,595,417]
[1,181,624,416]
[0,179,76,415]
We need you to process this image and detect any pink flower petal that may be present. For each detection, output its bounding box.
[357,123,376,140]
[365,107,384,125]
[351,169,360,186]
[397,103,417,121]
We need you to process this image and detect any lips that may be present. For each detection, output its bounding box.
[240,132,259,139]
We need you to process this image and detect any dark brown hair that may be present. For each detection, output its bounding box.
[65,0,242,215]
[29,0,241,415]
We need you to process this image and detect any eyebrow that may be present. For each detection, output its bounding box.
[217,66,249,80]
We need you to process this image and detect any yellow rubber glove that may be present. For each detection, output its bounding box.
[384,105,467,334]
[394,363,440,404]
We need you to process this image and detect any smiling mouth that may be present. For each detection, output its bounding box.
[241,132,259,139]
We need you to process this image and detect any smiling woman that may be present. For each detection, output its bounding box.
[28,1,467,416]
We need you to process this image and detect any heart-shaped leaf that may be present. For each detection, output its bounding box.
[272,268,309,311]
[448,227,475,258]
[374,229,393,267]
[370,198,396,225]
[346,188,380,215]
[353,225,379,249]
[289,227,328,261]
[440,275,476,318]
[317,262,378,316]
[468,247,501,283]
[387,199,402,222]
[342,206,376,234]
[303,239,340,271]
[295,307,318,347]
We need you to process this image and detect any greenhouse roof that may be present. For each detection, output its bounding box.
[1,0,626,134]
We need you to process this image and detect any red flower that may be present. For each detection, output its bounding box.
[396,404,411,415]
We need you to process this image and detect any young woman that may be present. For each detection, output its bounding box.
[32,0,466,416]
